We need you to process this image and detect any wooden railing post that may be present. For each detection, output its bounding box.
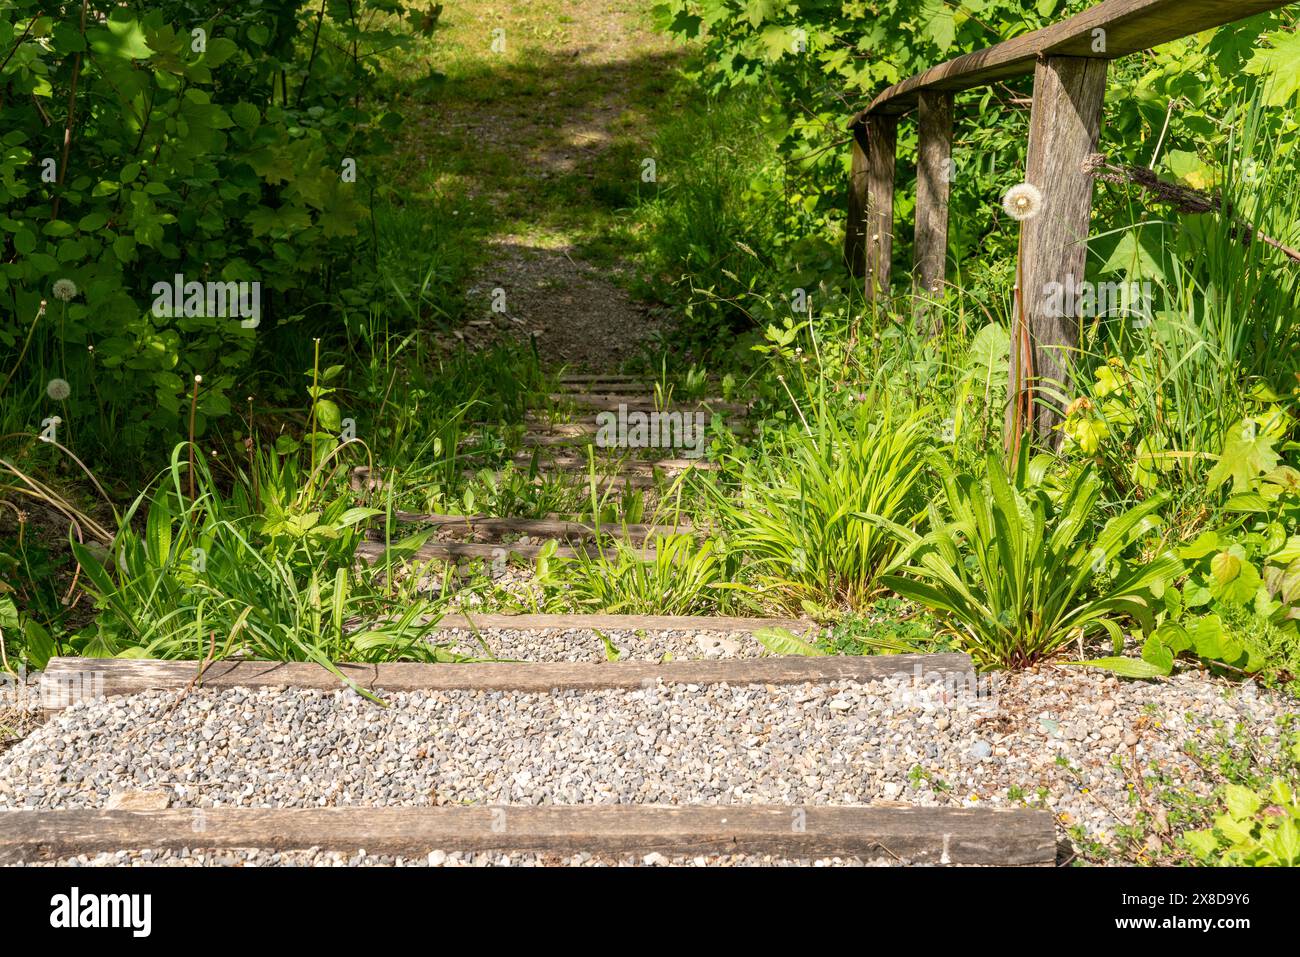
[1010,54,1108,446]
[913,91,954,323]
[845,120,870,279]
[864,114,898,302]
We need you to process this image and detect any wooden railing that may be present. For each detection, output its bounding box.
[845,0,1296,441]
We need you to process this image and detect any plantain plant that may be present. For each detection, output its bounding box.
[860,449,1181,668]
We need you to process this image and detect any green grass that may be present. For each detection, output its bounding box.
[538,533,745,616]
[66,444,450,668]
[710,400,932,616]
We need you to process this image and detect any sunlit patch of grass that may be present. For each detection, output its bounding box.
[374,0,691,251]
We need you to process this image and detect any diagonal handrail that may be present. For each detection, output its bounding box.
[858,0,1294,118]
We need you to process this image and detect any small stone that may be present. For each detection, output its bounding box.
[969,740,992,760]
[105,790,170,811]
[694,635,740,657]
[427,850,447,866]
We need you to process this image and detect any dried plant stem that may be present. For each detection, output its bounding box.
[0,301,46,400]
[1084,152,1300,265]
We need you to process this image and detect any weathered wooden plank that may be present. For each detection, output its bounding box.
[913,90,954,320]
[39,652,972,703]
[521,424,752,446]
[0,805,1057,865]
[357,539,600,562]
[491,470,687,490]
[1010,56,1109,446]
[521,433,599,447]
[509,454,717,475]
[557,381,651,394]
[845,121,871,277]
[522,420,600,436]
[557,373,642,383]
[384,513,690,541]
[860,0,1294,117]
[865,114,898,301]
[549,393,750,416]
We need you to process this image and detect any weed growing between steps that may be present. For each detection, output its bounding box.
[1065,716,1300,866]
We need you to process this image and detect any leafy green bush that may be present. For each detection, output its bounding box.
[1185,777,1300,866]
[1079,418,1300,680]
[0,2,407,463]
[864,450,1179,668]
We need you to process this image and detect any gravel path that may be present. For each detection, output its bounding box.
[2,669,1290,868]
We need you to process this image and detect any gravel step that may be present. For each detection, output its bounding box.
[435,624,767,662]
[432,614,813,662]
[556,381,653,394]
[5,669,1289,860]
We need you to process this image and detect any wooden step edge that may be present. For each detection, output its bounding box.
[557,373,643,383]
[357,539,647,562]
[509,454,718,473]
[383,514,693,540]
[522,418,756,435]
[38,652,973,705]
[489,471,667,490]
[0,805,1057,866]
[520,423,755,439]
[545,395,752,416]
[557,382,653,394]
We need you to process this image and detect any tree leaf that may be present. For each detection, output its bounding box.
[1208,420,1280,493]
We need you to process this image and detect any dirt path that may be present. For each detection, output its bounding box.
[407,1,685,369]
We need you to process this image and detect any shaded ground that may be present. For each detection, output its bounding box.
[389,0,686,369]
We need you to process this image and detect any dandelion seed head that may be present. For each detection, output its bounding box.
[52,278,78,302]
[1002,183,1043,222]
[46,378,71,401]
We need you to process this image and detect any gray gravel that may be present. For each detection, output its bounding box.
[1,669,1290,860]
[439,626,769,661]
[0,672,45,757]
